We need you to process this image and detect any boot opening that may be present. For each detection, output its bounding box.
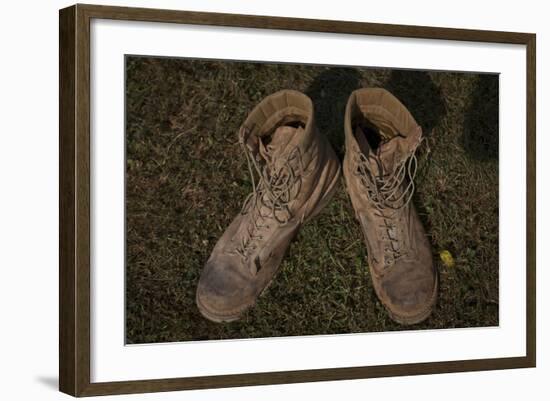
[262,120,305,147]
[354,118,383,153]
[285,121,306,130]
[242,90,313,139]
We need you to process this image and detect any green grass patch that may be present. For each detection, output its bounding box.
[125,57,499,343]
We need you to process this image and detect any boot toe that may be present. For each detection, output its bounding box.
[196,261,254,322]
[378,261,437,324]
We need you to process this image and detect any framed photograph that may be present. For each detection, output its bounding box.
[59,4,536,397]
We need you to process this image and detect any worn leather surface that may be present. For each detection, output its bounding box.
[197,90,341,322]
[343,88,437,324]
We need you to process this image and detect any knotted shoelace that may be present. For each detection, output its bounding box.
[354,138,423,267]
[233,128,303,263]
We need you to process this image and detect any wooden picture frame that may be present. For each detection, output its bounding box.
[59,3,536,397]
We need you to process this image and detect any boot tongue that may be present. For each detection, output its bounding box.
[251,124,302,223]
[355,126,420,175]
[259,125,300,171]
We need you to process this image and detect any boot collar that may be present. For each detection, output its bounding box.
[344,88,422,157]
[239,89,317,161]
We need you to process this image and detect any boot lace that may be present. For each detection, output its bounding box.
[232,128,303,263]
[354,139,422,268]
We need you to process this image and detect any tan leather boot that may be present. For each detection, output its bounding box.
[343,88,438,325]
[196,90,341,322]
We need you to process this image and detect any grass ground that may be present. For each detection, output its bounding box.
[125,56,499,344]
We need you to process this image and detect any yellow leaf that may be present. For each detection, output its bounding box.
[440,250,455,268]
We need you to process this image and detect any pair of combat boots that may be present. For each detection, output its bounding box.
[196,88,438,325]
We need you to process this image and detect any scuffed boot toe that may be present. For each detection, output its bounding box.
[196,262,255,323]
[376,263,438,325]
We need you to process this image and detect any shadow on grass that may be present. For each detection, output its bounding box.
[305,67,362,158]
[382,70,447,249]
[462,75,499,161]
[383,69,446,137]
